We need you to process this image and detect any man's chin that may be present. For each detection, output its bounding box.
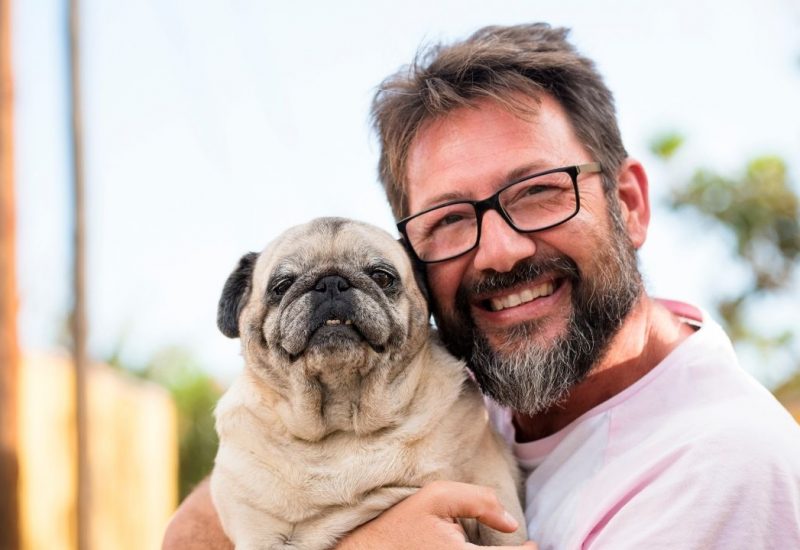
[475,313,569,356]
[467,325,583,417]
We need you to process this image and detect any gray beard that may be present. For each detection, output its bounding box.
[433,206,643,416]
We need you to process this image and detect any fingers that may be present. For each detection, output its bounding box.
[421,481,520,534]
[336,480,534,550]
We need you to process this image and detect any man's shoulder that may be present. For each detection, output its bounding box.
[579,410,800,548]
[604,310,800,477]
[613,369,800,498]
[675,398,800,472]
[630,356,800,468]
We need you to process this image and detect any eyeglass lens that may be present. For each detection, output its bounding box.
[404,170,577,262]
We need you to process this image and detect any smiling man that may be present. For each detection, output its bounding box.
[395,96,645,428]
[163,23,800,549]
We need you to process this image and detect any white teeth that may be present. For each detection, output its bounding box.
[520,289,534,302]
[488,281,555,312]
[344,320,353,325]
[325,319,354,326]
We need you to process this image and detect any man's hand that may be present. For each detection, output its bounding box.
[162,479,536,550]
[337,481,537,550]
[162,478,232,550]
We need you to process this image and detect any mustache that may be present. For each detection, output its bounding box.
[466,255,580,297]
[435,254,582,361]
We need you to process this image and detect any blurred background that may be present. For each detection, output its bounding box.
[2,0,799,548]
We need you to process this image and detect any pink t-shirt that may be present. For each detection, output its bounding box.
[489,309,800,549]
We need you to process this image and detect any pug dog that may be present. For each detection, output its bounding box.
[210,217,526,550]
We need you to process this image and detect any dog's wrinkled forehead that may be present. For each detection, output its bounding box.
[254,218,410,285]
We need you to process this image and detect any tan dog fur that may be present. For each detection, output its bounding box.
[210,218,526,549]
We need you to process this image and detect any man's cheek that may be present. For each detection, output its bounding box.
[426,263,463,316]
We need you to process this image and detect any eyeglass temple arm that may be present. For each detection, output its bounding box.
[576,162,602,175]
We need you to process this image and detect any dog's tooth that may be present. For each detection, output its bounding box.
[326,319,341,326]
[344,320,353,325]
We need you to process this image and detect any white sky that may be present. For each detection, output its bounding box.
[13,0,800,383]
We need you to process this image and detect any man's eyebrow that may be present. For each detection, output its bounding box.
[504,160,555,183]
[418,190,469,210]
[416,160,555,212]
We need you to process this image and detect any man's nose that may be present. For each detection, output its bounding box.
[472,210,537,273]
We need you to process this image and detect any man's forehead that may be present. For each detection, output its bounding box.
[410,158,559,209]
[405,95,583,211]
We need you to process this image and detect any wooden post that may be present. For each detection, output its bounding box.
[68,0,90,548]
[0,0,19,547]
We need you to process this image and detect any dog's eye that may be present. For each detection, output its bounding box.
[370,269,395,289]
[272,278,294,296]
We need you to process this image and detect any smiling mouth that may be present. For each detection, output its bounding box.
[483,279,561,312]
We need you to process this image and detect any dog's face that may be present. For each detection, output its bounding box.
[218,218,430,382]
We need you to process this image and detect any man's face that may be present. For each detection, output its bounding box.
[405,95,643,414]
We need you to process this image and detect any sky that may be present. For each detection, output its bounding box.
[13,0,800,384]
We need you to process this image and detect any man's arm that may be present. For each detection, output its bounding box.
[162,479,233,550]
[163,479,535,550]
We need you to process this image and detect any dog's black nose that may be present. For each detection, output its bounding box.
[314,275,351,296]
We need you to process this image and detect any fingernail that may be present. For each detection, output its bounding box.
[503,510,518,529]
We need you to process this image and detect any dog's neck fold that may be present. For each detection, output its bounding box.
[247,340,439,441]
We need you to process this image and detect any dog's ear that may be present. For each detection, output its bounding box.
[398,237,430,306]
[217,252,259,339]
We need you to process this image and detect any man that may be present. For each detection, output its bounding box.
[164,23,800,549]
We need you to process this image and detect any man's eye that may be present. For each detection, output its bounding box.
[523,184,552,195]
[436,213,467,227]
[507,181,564,206]
[370,269,395,289]
[430,208,476,231]
[519,179,566,196]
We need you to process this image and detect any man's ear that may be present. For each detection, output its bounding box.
[614,158,650,249]
[217,252,258,339]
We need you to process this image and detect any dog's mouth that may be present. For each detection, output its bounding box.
[321,318,354,327]
[311,315,361,341]
[305,314,387,353]
[278,285,394,359]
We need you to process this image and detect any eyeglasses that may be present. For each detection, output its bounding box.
[397,162,602,264]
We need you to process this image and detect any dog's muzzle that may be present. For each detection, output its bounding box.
[309,275,356,327]
[278,272,393,357]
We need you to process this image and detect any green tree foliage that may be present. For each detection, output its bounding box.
[649,132,685,161]
[109,346,223,500]
[651,134,800,390]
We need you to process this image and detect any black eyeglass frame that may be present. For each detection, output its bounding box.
[397,162,602,264]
